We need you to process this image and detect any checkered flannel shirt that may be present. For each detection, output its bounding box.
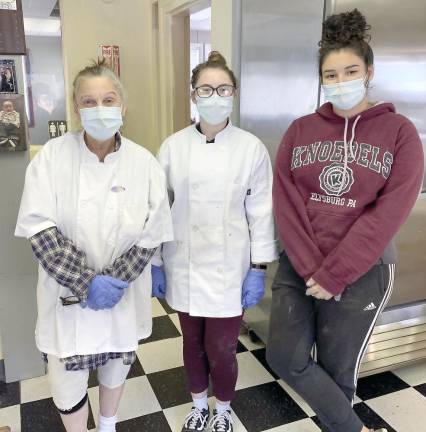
[30,226,156,370]
[30,226,96,301]
[43,351,137,371]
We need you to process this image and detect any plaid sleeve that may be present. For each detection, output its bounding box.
[102,246,157,282]
[29,227,96,301]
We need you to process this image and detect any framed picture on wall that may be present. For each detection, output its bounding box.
[0,93,27,151]
[0,59,17,93]
[0,0,17,10]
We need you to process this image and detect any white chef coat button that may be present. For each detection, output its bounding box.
[192,225,199,232]
[192,183,199,190]
[217,267,223,273]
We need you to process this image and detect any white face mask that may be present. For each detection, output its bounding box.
[79,106,123,142]
[322,76,368,111]
[196,94,233,125]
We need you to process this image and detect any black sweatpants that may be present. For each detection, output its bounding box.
[266,252,394,432]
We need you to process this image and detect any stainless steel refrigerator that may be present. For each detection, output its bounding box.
[240,0,426,375]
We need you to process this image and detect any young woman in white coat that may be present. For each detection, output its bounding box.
[151,51,277,432]
[15,60,173,432]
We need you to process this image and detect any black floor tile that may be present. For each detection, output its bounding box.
[232,381,307,432]
[116,411,172,432]
[88,369,98,389]
[236,340,248,353]
[140,316,181,344]
[158,298,176,315]
[356,371,410,400]
[0,380,20,409]
[414,383,426,397]
[354,402,396,432]
[311,404,397,432]
[127,356,145,379]
[147,366,191,409]
[250,348,279,379]
[20,397,95,431]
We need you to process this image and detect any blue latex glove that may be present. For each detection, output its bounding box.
[81,275,128,310]
[242,269,266,309]
[151,265,166,298]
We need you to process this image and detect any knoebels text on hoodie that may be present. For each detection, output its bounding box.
[273,102,424,295]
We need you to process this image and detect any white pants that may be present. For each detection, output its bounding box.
[47,355,131,411]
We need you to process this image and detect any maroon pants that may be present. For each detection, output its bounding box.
[178,312,243,402]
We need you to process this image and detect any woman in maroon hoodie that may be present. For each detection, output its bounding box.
[266,9,424,432]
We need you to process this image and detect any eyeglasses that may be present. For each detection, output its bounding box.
[60,296,81,306]
[194,84,236,98]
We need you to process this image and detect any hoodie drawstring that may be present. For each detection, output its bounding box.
[337,115,361,195]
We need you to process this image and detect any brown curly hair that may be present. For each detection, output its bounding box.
[191,51,237,89]
[318,9,374,75]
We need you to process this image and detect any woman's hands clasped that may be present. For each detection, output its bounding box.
[81,275,129,310]
[305,278,333,300]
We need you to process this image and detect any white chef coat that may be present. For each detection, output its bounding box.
[153,122,278,318]
[15,131,173,358]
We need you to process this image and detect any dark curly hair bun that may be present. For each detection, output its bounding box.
[318,9,374,75]
[321,8,371,46]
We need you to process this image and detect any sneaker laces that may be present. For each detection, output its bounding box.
[184,407,208,430]
[208,410,233,432]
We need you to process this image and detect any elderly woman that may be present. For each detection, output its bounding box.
[15,60,173,432]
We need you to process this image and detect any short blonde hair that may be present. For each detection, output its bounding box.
[72,58,126,106]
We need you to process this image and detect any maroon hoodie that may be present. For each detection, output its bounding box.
[273,102,424,295]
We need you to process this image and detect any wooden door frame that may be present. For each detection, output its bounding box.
[157,0,210,141]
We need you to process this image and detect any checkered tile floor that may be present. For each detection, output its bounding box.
[1,298,426,431]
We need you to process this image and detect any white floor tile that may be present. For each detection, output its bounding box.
[137,336,183,374]
[263,418,321,431]
[163,400,248,432]
[151,298,167,317]
[20,373,51,403]
[238,333,265,351]
[392,361,426,386]
[168,313,182,333]
[235,351,275,390]
[353,394,363,404]
[163,401,195,432]
[0,405,21,432]
[277,380,315,417]
[366,387,426,432]
[88,376,161,425]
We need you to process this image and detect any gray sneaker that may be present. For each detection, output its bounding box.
[182,406,210,431]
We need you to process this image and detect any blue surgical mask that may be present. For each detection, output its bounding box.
[80,106,123,142]
[322,76,367,110]
[196,94,233,125]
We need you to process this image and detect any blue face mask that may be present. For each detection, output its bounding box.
[80,106,123,142]
[322,76,367,110]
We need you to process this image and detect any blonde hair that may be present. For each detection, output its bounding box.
[72,58,126,105]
